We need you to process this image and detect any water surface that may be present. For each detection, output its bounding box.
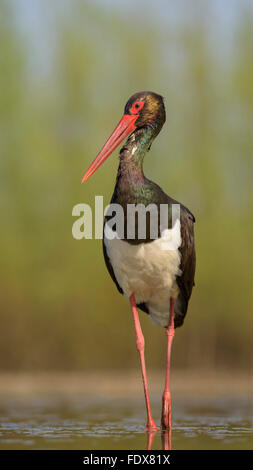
[0,393,252,449]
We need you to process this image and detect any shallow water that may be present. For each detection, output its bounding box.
[0,394,252,450]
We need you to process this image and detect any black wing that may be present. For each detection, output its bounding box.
[174,206,196,328]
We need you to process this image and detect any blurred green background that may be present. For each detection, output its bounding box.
[0,0,252,372]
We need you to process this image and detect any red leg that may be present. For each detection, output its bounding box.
[130,293,157,430]
[161,297,175,430]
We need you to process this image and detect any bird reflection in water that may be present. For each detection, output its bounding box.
[146,427,172,450]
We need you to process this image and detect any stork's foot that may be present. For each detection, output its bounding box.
[161,390,172,430]
[146,418,158,431]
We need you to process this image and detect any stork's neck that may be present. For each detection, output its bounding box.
[117,127,154,184]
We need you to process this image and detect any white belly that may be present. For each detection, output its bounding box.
[104,222,182,327]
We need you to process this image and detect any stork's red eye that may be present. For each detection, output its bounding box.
[130,100,144,115]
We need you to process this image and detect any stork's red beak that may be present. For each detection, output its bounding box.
[81,114,138,183]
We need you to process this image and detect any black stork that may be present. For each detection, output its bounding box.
[82,91,196,432]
